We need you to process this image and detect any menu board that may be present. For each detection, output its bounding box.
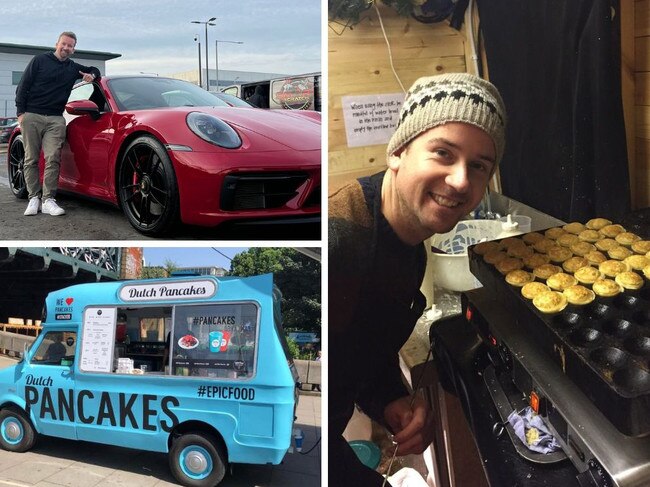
[80,307,116,373]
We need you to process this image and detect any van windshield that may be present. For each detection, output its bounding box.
[172,303,258,379]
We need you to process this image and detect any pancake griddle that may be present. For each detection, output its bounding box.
[469,229,650,437]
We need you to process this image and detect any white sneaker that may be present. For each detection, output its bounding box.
[24,197,40,216]
[42,198,66,216]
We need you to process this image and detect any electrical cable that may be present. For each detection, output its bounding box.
[299,436,321,455]
[373,2,406,94]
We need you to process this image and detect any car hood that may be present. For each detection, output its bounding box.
[192,107,320,151]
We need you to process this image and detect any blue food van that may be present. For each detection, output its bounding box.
[0,274,300,486]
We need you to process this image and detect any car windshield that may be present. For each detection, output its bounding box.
[214,93,253,108]
[108,77,231,111]
[0,118,17,127]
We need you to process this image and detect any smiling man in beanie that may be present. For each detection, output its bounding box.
[329,72,506,486]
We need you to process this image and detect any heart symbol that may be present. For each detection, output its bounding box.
[65,298,74,305]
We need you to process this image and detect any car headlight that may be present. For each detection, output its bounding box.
[186,112,241,149]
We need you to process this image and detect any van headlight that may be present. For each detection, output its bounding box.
[187,112,241,149]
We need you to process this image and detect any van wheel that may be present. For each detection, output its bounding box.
[169,432,227,486]
[0,407,36,452]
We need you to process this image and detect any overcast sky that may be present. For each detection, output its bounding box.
[2,0,321,76]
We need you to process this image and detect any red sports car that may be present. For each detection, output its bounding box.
[7,76,321,236]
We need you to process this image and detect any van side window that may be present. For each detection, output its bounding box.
[172,303,258,379]
[32,331,76,366]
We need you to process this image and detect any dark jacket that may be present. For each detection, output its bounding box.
[16,52,101,116]
[328,171,427,486]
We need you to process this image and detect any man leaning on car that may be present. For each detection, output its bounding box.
[15,31,100,216]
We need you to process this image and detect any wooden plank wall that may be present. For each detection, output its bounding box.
[635,0,650,209]
[328,2,468,191]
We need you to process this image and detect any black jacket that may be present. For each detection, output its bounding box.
[15,52,101,116]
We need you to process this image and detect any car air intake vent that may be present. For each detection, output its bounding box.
[221,173,309,210]
[304,185,320,207]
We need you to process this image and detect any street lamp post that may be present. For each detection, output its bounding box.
[191,17,216,90]
[194,36,202,87]
[214,40,243,92]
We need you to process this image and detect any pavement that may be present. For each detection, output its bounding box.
[0,355,321,487]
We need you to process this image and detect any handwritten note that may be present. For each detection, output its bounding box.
[342,93,404,148]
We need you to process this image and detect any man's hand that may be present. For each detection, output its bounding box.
[17,114,23,126]
[384,394,434,456]
[80,71,95,83]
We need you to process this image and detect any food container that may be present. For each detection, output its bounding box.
[430,219,504,292]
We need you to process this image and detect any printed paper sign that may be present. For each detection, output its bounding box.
[342,93,404,148]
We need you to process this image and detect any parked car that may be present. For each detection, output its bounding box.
[0,120,18,143]
[0,117,18,127]
[7,76,321,236]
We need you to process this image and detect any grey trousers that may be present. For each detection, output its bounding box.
[21,112,66,200]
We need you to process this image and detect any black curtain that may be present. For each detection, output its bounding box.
[475,0,630,222]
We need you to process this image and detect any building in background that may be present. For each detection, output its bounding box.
[0,43,121,117]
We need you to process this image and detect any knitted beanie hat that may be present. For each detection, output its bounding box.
[386,73,507,163]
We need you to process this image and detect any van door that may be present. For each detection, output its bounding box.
[20,330,78,440]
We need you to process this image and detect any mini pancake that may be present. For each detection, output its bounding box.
[615,271,644,291]
[584,250,607,265]
[523,232,545,245]
[592,278,623,297]
[534,239,561,254]
[546,272,578,291]
[563,285,596,306]
[563,222,585,235]
[544,227,567,240]
[484,250,508,265]
[631,240,650,255]
[473,241,501,256]
[595,238,619,252]
[574,265,602,285]
[557,233,580,248]
[496,257,524,275]
[599,224,626,238]
[523,252,551,269]
[508,244,534,259]
[578,229,601,243]
[586,218,612,230]
[615,232,642,247]
[505,270,535,287]
[548,246,573,263]
[644,264,650,279]
[533,290,568,314]
[599,260,630,278]
[623,255,650,271]
[570,241,596,256]
[521,282,551,300]
[607,246,633,261]
[500,237,526,250]
[562,256,589,273]
[533,264,563,280]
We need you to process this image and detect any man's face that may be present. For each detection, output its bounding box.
[388,122,496,237]
[55,35,76,60]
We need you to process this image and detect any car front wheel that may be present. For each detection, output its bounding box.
[169,432,227,487]
[118,135,179,236]
[8,134,27,199]
[0,407,36,453]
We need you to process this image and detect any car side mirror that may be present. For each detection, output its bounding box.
[65,100,101,120]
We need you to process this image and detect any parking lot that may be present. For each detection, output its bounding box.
[0,146,320,241]
[0,355,321,487]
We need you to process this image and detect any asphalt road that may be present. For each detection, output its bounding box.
[0,145,321,241]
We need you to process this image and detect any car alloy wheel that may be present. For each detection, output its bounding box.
[8,134,27,199]
[118,135,179,236]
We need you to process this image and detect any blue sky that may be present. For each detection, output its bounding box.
[143,247,249,270]
[2,0,321,76]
